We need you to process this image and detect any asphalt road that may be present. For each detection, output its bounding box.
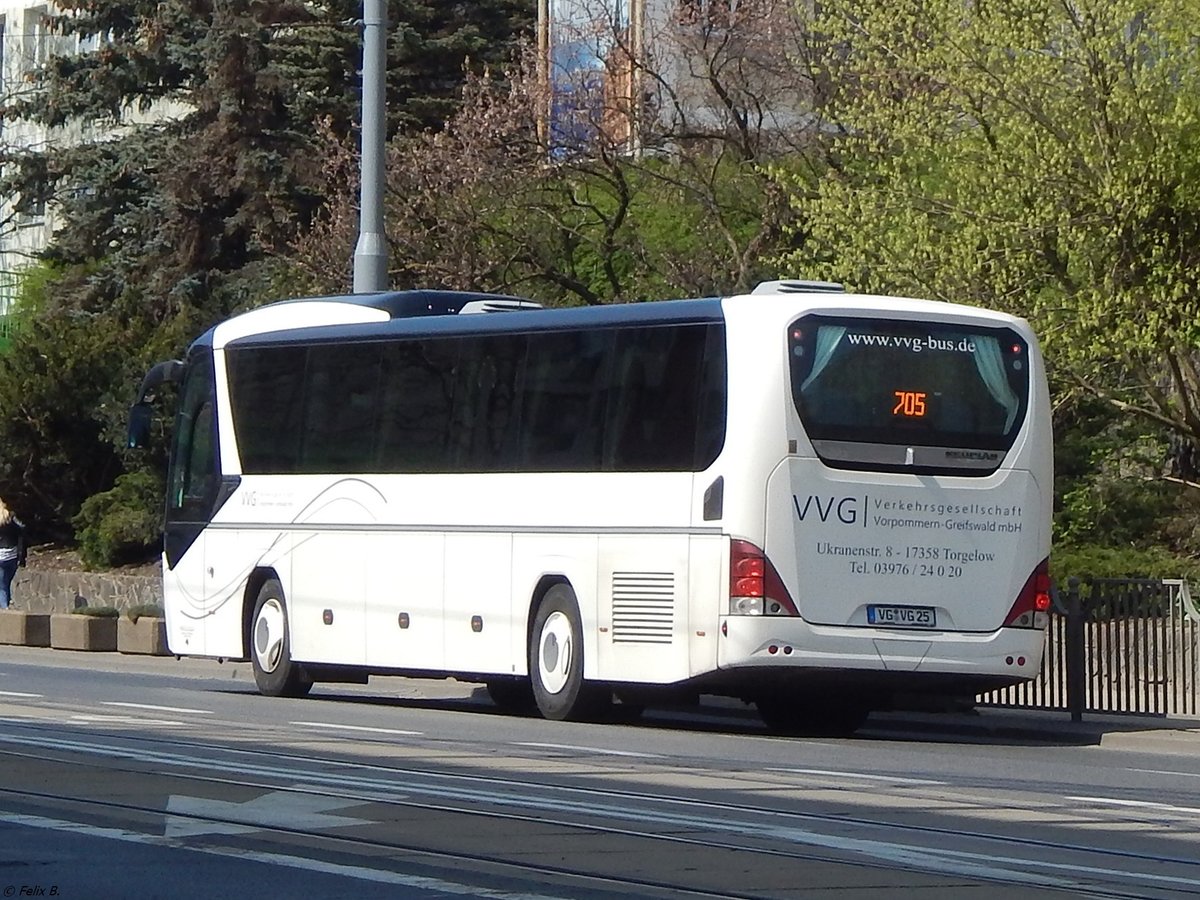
[1,646,1199,899]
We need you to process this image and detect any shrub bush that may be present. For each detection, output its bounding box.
[125,603,165,622]
[72,470,162,569]
[1051,543,1200,586]
[72,606,119,617]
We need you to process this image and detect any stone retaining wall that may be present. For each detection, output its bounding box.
[11,568,162,615]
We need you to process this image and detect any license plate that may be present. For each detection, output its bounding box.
[867,605,937,628]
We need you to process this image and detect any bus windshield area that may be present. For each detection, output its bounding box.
[789,315,1030,455]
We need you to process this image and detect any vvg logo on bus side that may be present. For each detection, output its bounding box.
[793,495,861,525]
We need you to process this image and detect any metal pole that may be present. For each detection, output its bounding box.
[353,0,388,293]
[537,0,549,148]
[1066,577,1085,722]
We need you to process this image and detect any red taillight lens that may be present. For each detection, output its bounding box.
[1004,558,1051,628]
[731,540,765,599]
[729,539,799,616]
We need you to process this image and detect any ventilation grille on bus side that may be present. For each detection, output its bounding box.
[611,572,675,644]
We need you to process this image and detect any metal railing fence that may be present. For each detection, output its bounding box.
[979,578,1200,718]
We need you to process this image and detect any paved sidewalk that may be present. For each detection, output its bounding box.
[868,705,1200,752]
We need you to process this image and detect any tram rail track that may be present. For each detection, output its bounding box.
[0,720,1198,898]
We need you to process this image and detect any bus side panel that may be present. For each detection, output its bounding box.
[365,532,446,671]
[595,535,690,684]
[163,536,207,657]
[510,534,599,679]
[289,529,367,665]
[205,525,290,660]
[686,534,725,679]
[444,532,513,675]
[287,479,386,666]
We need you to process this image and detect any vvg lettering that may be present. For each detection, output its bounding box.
[794,495,860,525]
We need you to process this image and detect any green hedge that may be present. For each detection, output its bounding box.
[72,470,162,569]
[1051,543,1200,586]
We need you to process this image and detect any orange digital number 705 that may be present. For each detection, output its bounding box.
[893,390,927,417]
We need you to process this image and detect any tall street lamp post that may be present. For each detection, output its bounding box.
[353,0,388,293]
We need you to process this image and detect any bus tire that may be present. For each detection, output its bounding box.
[250,579,313,698]
[529,584,603,721]
[486,678,536,714]
[757,695,868,737]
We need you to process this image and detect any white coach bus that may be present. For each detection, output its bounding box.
[128,281,1052,734]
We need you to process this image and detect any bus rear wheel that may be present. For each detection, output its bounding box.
[250,579,313,698]
[486,678,536,714]
[757,694,869,737]
[529,584,605,721]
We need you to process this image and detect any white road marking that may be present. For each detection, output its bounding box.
[1068,795,1200,816]
[71,715,185,727]
[291,721,422,737]
[1128,768,1200,779]
[166,790,371,838]
[767,767,947,786]
[0,811,571,900]
[514,741,662,759]
[0,691,42,698]
[103,701,213,715]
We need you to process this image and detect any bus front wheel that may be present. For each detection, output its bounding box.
[529,585,603,721]
[250,579,313,698]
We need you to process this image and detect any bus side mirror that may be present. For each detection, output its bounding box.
[127,402,153,449]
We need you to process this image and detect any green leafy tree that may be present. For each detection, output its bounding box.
[0,0,532,549]
[778,0,1200,462]
[292,4,814,305]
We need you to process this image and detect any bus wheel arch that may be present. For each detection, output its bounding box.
[249,575,312,698]
[241,567,277,661]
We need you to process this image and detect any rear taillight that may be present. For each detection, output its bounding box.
[729,539,798,616]
[1003,558,1051,628]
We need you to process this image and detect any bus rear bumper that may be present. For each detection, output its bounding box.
[717,616,1045,682]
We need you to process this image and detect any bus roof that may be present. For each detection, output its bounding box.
[208,284,1030,351]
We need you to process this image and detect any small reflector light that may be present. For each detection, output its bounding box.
[1017,656,1026,666]
[768,645,778,654]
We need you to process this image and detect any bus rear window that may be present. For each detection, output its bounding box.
[789,315,1030,473]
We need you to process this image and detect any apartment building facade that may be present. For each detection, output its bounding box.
[538,0,808,155]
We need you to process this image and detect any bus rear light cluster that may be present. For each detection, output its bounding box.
[1003,558,1051,629]
[729,539,799,616]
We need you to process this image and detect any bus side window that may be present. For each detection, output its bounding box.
[519,331,611,471]
[694,324,727,468]
[606,326,706,471]
[168,355,219,514]
[454,334,524,470]
[299,342,382,473]
[376,339,458,473]
[228,345,304,474]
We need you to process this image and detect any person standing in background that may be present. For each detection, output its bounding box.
[0,498,27,609]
